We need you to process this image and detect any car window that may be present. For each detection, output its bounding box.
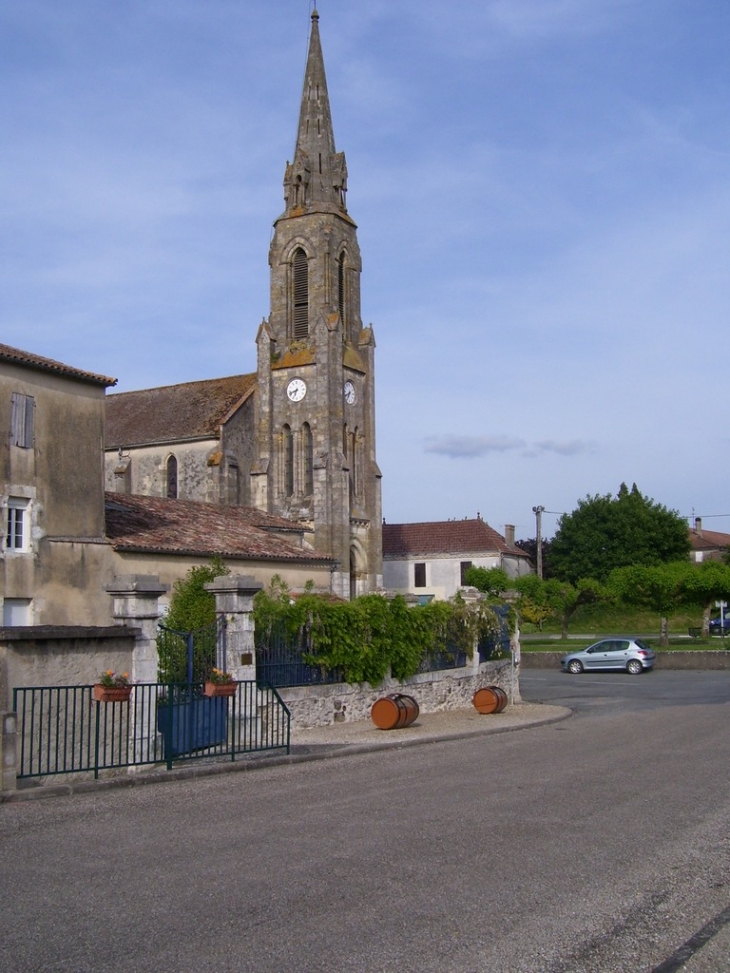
[588,641,608,653]
[612,640,630,652]
[635,639,652,651]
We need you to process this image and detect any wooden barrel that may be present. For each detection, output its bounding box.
[472,686,508,714]
[370,693,420,730]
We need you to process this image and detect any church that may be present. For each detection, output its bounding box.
[105,9,383,601]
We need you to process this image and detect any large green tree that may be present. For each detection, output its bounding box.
[609,561,694,646]
[678,561,730,635]
[514,574,608,638]
[550,483,689,583]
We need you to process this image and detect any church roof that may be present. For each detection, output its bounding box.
[382,518,527,559]
[0,342,117,387]
[105,373,256,448]
[105,492,333,564]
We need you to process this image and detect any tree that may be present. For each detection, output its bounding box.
[549,483,689,584]
[164,556,230,631]
[678,561,730,635]
[515,537,553,578]
[158,557,230,682]
[514,574,608,638]
[462,566,510,596]
[609,561,694,646]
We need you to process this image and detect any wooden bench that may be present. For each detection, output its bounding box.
[688,627,702,639]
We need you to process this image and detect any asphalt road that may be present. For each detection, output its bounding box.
[2,671,730,973]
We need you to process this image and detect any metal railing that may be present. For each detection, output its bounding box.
[13,681,290,781]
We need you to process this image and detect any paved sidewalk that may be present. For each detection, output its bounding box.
[2,702,571,803]
[290,702,571,756]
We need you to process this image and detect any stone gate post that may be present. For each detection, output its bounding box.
[106,575,169,684]
[106,575,168,765]
[204,575,263,681]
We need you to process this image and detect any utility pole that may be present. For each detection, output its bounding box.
[532,505,545,579]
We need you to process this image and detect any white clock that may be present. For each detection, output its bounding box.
[286,378,307,402]
[344,380,355,404]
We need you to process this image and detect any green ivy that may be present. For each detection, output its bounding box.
[253,578,504,686]
[157,557,230,682]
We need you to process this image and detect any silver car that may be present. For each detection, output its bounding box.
[561,638,655,675]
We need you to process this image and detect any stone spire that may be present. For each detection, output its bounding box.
[283,8,348,217]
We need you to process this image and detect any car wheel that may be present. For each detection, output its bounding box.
[567,660,583,674]
[627,659,643,675]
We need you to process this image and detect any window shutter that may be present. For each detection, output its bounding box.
[10,393,34,448]
[293,249,309,339]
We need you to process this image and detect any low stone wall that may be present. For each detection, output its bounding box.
[520,650,730,671]
[278,657,519,730]
[0,626,137,710]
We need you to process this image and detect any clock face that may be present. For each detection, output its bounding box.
[344,380,356,404]
[286,378,307,402]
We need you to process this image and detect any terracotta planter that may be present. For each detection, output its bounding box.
[203,681,237,698]
[93,684,132,703]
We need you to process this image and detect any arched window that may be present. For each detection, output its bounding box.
[302,423,314,496]
[166,455,178,499]
[292,248,309,340]
[283,425,294,497]
[337,251,346,329]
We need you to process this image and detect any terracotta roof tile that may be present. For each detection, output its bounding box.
[105,492,332,564]
[689,528,730,552]
[105,373,256,448]
[0,342,116,387]
[382,519,526,557]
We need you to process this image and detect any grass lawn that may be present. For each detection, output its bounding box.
[519,605,730,651]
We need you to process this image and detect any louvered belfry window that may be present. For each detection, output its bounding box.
[338,253,346,328]
[292,248,309,339]
[283,425,294,497]
[302,423,314,496]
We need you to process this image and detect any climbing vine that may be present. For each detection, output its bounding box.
[254,577,504,686]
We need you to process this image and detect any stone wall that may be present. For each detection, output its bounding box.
[278,657,519,730]
[0,626,136,710]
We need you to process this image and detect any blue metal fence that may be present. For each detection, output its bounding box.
[13,681,290,781]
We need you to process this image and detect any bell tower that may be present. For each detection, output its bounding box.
[253,8,382,599]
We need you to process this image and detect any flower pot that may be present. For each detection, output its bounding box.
[93,684,132,703]
[203,681,237,698]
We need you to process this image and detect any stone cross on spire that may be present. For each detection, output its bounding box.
[283,8,348,216]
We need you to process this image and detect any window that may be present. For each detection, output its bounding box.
[166,455,178,499]
[292,248,309,339]
[283,425,294,497]
[3,598,31,625]
[460,561,473,585]
[414,562,426,588]
[5,498,30,551]
[302,423,314,496]
[10,393,34,448]
[338,252,346,329]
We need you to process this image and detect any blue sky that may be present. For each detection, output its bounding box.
[2,0,729,539]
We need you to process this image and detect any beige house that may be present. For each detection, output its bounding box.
[1,344,116,625]
[382,517,532,602]
[688,517,730,564]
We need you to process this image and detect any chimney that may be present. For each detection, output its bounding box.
[695,517,702,535]
[504,524,515,546]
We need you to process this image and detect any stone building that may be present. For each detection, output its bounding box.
[0,343,116,625]
[106,9,382,601]
[382,517,532,602]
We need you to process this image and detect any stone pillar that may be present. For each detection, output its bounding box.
[106,576,168,767]
[204,575,262,681]
[106,575,169,684]
[2,712,17,792]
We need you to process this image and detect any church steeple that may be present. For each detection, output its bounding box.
[258,8,382,600]
[283,8,348,217]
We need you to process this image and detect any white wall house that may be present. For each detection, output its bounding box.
[382,517,532,602]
